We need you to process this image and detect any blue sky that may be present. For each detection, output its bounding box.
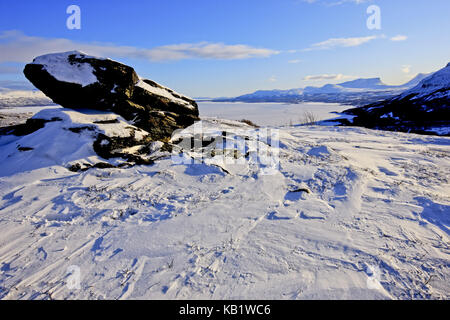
[0,0,449,97]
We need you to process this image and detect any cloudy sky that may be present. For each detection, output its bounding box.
[0,0,449,97]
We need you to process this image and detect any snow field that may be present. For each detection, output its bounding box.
[0,109,448,299]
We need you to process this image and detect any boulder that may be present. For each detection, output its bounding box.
[0,108,173,175]
[23,51,199,141]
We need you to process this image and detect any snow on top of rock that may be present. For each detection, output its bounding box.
[0,107,154,176]
[34,108,148,140]
[170,117,252,144]
[31,51,99,87]
[136,78,195,110]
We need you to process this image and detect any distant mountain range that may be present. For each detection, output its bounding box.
[0,90,54,108]
[0,80,55,108]
[212,64,449,136]
[0,80,36,92]
[215,73,430,106]
[342,63,450,136]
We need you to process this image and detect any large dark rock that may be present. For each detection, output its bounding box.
[23,51,199,141]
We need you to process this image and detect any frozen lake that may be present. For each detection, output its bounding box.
[198,101,350,126]
[0,105,58,114]
[1,102,351,127]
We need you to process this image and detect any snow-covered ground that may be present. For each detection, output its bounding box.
[0,105,61,127]
[0,105,449,300]
[0,105,59,114]
[198,102,350,126]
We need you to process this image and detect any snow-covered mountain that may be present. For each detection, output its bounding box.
[304,74,429,95]
[339,77,387,89]
[400,73,431,89]
[304,78,391,93]
[0,90,54,109]
[397,63,450,101]
[232,88,304,100]
[0,80,36,92]
[343,63,450,136]
[217,73,430,106]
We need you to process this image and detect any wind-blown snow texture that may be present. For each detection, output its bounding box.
[0,109,448,300]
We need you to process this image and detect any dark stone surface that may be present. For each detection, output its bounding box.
[92,131,154,165]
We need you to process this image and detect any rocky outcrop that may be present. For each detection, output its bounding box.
[23,51,199,141]
[0,107,174,175]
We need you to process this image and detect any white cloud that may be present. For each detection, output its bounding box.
[390,35,408,42]
[401,65,411,74]
[303,74,352,81]
[0,30,279,63]
[268,75,277,82]
[303,35,379,51]
[288,59,302,64]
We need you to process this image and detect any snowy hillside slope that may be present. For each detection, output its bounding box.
[398,63,450,100]
[343,62,450,136]
[0,112,449,300]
